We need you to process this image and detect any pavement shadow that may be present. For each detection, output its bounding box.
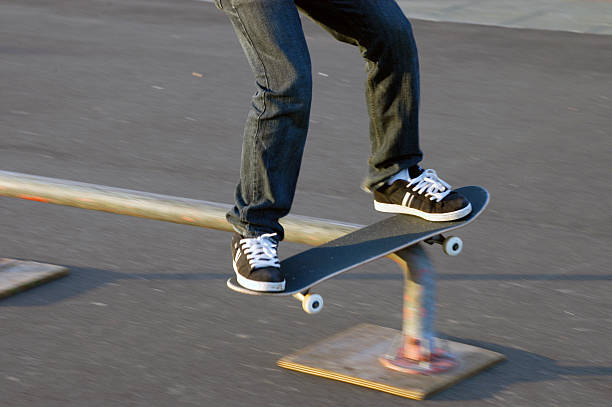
[0,262,228,307]
[2,260,610,306]
[338,273,612,281]
[430,335,612,401]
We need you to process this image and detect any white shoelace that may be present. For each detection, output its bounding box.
[240,233,280,269]
[408,169,452,202]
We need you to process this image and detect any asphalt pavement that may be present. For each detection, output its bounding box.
[395,0,612,35]
[1,1,611,406]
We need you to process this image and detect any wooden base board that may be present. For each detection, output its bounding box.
[278,323,505,400]
[0,258,69,300]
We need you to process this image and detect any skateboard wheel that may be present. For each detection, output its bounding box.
[302,293,324,314]
[443,236,463,256]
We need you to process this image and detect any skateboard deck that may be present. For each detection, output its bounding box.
[227,186,488,297]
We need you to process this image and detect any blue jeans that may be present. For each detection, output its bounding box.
[217,0,423,240]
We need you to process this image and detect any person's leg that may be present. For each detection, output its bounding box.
[295,0,423,192]
[216,0,313,291]
[217,0,312,241]
[296,0,471,221]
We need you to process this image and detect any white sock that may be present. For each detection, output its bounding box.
[387,168,411,185]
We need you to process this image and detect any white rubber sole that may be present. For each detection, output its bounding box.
[374,201,472,222]
[233,261,286,292]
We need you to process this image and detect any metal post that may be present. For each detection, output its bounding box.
[379,244,457,374]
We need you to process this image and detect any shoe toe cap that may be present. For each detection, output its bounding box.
[249,267,285,283]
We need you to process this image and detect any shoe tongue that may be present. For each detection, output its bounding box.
[260,233,278,244]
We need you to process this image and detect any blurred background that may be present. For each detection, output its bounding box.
[1,0,611,406]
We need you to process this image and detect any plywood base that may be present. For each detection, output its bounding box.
[0,258,69,300]
[278,323,505,400]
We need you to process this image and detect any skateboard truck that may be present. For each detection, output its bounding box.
[292,291,324,314]
[379,244,458,374]
[424,234,463,256]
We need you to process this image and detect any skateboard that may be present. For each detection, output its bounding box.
[228,186,489,314]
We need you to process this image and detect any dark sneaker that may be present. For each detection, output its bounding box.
[231,232,285,292]
[374,167,472,222]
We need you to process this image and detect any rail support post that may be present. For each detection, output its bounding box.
[380,244,457,374]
